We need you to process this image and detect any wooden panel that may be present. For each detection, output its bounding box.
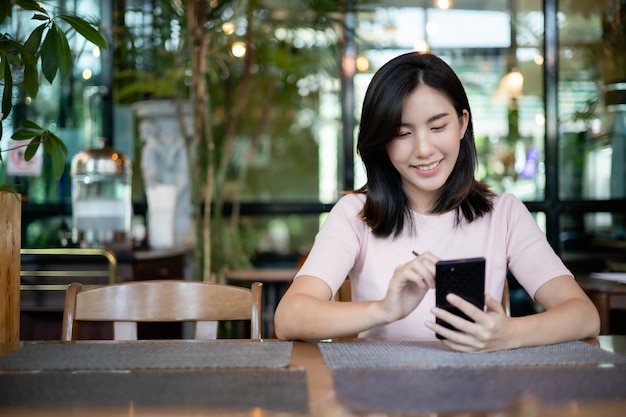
[0,192,21,353]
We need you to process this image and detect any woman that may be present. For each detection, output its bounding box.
[274,52,599,352]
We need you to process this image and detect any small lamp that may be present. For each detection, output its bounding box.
[496,68,524,102]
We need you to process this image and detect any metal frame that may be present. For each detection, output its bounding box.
[20,248,118,291]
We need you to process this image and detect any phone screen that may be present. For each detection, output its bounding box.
[435,257,485,339]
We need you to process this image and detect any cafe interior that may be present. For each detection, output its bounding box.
[1,0,626,415]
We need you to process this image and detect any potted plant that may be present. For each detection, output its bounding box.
[0,0,106,351]
[112,0,343,282]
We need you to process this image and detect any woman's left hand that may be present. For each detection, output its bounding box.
[426,294,514,352]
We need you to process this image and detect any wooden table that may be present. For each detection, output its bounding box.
[1,337,625,416]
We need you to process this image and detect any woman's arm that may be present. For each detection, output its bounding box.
[511,275,600,346]
[273,275,388,340]
[426,275,600,352]
[274,252,439,340]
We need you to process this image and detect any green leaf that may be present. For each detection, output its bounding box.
[19,119,44,130]
[1,58,12,120]
[0,185,21,199]
[15,0,47,14]
[11,120,44,140]
[51,23,72,81]
[11,129,40,141]
[49,133,69,155]
[23,57,39,98]
[41,23,60,82]
[31,13,50,21]
[57,14,108,49]
[24,138,41,161]
[40,22,75,83]
[43,133,68,179]
[24,23,46,56]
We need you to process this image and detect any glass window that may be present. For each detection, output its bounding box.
[561,212,625,271]
[354,1,546,201]
[557,1,625,272]
[1,1,105,204]
[114,0,342,205]
[5,1,623,271]
[558,1,626,201]
[1,1,105,248]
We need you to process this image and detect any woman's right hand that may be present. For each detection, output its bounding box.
[380,251,439,322]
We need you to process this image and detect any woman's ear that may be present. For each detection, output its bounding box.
[459,109,470,140]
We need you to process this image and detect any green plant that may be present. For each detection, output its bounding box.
[113,0,345,281]
[0,0,107,182]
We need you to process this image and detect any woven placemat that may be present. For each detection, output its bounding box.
[0,341,292,370]
[332,366,626,414]
[0,368,308,412]
[319,340,626,368]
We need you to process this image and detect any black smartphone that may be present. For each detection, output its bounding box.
[435,257,486,339]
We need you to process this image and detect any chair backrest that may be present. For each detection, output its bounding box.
[62,280,263,341]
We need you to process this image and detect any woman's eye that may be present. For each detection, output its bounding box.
[396,131,411,138]
[431,125,446,132]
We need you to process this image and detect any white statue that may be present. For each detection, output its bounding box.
[137,103,194,249]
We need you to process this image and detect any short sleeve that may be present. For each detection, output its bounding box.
[296,194,367,296]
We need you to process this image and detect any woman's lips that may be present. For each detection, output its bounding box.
[413,159,441,172]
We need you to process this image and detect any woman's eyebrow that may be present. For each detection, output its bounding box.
[426,112,449,123]
[399,112,450,127]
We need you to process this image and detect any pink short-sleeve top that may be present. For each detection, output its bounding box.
[296,192,573,338]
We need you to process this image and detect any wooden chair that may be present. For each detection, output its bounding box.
[62,280,263,341]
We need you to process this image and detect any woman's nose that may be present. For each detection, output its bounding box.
[414,134,434,158]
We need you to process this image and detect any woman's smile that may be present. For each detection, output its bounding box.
[412,159,442,173]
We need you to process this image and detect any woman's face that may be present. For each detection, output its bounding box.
[385,84,469,213]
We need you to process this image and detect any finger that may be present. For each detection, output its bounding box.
[446,293,485,322]
[431,305,475,334]
[425,319,457,340]
[418,251,440,263]
[442,338,484,353]
[408,262,436,288]
[426,319,477,350]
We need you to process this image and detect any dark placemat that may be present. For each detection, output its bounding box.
[0,341,292,370]
[332,367,626,414]
[319,340,626,368]
[0,368,308,413]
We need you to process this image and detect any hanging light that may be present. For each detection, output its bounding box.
[496,69,524,102]
[434,0,453,10]
[356,56,370,72]
[414,39,430,53]
[231,41,247,58]
[222,22,235,35]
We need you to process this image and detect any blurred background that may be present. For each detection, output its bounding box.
[2,0,625,285]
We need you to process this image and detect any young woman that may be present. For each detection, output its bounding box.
[273,52,599,352]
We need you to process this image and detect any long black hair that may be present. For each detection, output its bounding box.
[354,52,494,238]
